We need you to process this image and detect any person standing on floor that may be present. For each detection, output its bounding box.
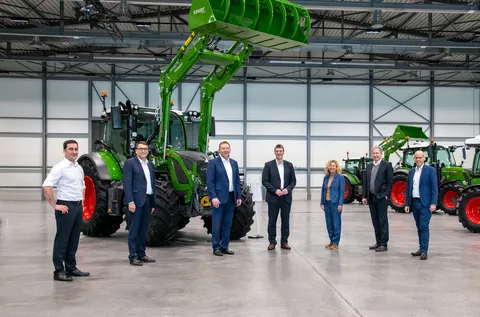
[123,141,156,266]
[206,141,242,256]
[321,160,345,250]
[42,140,90,282]
[362,146,393,252]
[262,144,297,251]
[405,150,438,260]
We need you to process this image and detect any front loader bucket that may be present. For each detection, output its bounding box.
[392,125,429,140]
[188,0,310,50]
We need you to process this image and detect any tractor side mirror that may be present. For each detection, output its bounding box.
[427,144,434,159]
[462,147,467,160]
[209,116,216,137]
[111,106,122,129]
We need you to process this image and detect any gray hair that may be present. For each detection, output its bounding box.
[372,146,383,154]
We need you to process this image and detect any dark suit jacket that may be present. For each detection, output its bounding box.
[207,156,241,204]
[123,157,155,208]
[363,160,393,201]
[262,159,297,204]
[406,165,438,208]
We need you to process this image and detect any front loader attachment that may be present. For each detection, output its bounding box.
[379,125,429,161]
[189,0,310,50]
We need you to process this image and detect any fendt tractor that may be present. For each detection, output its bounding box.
[341,152,372,204]
[457,135,480,232]
[78,0,311,245]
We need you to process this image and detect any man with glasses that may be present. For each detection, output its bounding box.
[123,141,156,266]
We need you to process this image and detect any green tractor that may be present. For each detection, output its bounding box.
[456,136,480,232]
[341,152,373,203]
[78,0,311,245]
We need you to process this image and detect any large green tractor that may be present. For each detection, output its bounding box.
[78,0,311,245]
[341,153,373,203]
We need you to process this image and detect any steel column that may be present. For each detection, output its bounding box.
[111,65,115,107]
[243,68,248,178]
[88,79,93,151]
[369,69,373,152]
[41,62,47,200]
[306,53,312,200]
[145,82,149,107]
[430,71,435,138]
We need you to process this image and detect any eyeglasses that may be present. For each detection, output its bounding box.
[136,148,149,151]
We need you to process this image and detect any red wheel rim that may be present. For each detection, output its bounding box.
[344,183,349,199]
[83,176,96,221]
[466,197,480,225]
[443,190,459,209]
[391,181,406,206]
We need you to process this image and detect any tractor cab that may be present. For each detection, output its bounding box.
[401,144,456,169]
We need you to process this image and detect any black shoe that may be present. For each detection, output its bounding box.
[139,255,156,263]
[411,250,422,256]
[54,271,73,282]
[66,269,90,277]
[213,249,223,256]
[221,249,234,255]
[375,246,388,252]
[130,257,143,266]
[420,253,428,260]
[369,243,379,250]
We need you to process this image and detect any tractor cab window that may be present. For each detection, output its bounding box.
[104,120,127,161]
[473,150,480,175]
[169,112,186,151]
[403,147,455,168]
[436,147,455,167]
[344,160,359,175]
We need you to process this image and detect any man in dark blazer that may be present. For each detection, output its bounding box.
[207,141,242,256]
[405,150,438,260]
[262,144,297,251]
[123,141,156,266]
[362,146,393,252]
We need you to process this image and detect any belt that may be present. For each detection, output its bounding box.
[57,200,82,206]
[146,194,153,197]
[413,197,420,200]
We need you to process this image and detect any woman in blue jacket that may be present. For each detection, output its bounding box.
[321,159,345,250]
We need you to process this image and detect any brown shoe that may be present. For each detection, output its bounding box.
[325,243,333,249]
[280,243,291,250]
[330,244,338,250]
[268,243,276,250]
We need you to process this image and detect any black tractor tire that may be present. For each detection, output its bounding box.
[390,173,408,213]
[177,217,190,231]
[438,182,463,215]
[146,177,181,246]
[458,187,480,233]
[343,177,355,204]
[79,159,123,237]
[202,183,256,240]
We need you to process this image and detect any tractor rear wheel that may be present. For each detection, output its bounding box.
[438,182,463,215]
[146,177,181,246]
[79,159,123,236]
[202,183,256,240]
[458,187,480,233]
[390,174,408,213]
[343,178,355,204]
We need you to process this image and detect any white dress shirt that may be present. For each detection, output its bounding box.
[221,156,234,192]
[137,157,153,195]
[412,164,424,198]
[276,160,285,189]
[43,158,85,201]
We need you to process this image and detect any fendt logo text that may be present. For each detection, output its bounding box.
[194,7,205,14]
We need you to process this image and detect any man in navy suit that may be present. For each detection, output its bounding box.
[405,150,438,260]
[207,141,242,256]
[262,144,296,251]
[123,141,156,266]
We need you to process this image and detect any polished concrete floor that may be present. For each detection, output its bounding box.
[1,199,480,317]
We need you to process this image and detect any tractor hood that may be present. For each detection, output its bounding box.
[176,150,209,183]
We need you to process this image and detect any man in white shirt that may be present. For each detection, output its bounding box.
[262,144,297,251]
[405,150,438,260]
[42,140,90,282]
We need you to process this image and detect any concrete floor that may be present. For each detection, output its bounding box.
[1,200,480,317]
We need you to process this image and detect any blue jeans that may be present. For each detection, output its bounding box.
[212,193,235,251]
[412,198,432,254]
[324,201,342,245]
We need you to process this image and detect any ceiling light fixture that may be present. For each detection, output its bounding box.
[371,10,383,29]
[11,18,29,23]
[136,22,152,28]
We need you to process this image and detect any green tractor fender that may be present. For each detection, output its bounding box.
[77,151,123,181]
[341,171,359,204]
[342,171,359,186]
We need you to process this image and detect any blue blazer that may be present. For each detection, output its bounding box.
[123,157,156,208]
[405,165,438,209]
[321,173,345,206]
[207,156,241,204]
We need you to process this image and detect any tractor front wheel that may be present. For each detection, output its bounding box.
[438,182,463,215]
[343,178,355,204]
[79,159,123,236]
[390,174,408,213]
[146,177,181,246]
[202,183,256,240]
[458,187,480,233]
